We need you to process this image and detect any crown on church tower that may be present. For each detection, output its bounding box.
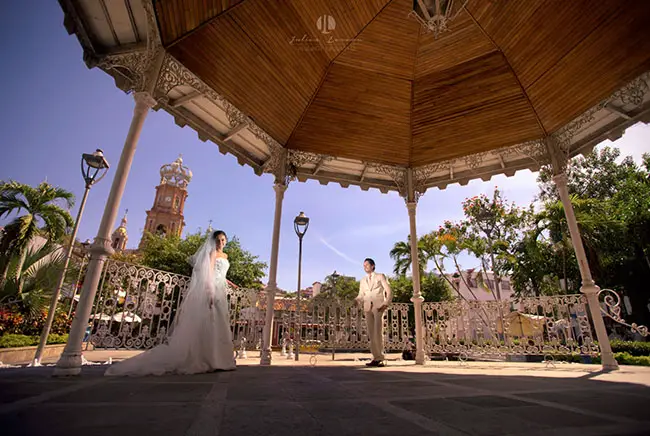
[160,154,193,188]
[114,210,128,236]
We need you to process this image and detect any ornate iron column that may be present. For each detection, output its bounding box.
[55,92,157,375]
[371,164,437,365]
[406,169,426,364]
[260,148,288,365]
[546,139,619,371]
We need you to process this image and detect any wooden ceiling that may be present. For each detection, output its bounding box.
[154,0,650,167]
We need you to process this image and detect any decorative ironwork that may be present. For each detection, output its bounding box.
[82,260,648,362]
[156,54,222,101]
[275,295,410,352]
[610,72,650,107]
[97,50,151,94]
[412,163,443,201]
[599,288,649,337]
[368,163,408,198]
[409,0,469,39]
[464,151,491,171]
[88,260,263,350]
[225,103,249,128]
[288,150,328,168]
[422,294,599,359]
[507,139,550,166]
[95,0,163,94]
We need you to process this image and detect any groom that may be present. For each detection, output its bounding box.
[356,258,392,367]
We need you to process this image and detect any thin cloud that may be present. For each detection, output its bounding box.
[318,237,358,265]
[330,222,409,240]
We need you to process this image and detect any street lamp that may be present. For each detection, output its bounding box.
[331,270,340,296]
[294,211,309,361]
[33,150,109,365]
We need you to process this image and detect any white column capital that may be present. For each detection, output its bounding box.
[273,182,288,196]
[89,237,115,258]
[406,201,417,214]
[133,91,157,113]
[552,172,569,187]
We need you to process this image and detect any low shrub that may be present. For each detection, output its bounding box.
[615,352,650,366]
[0,308,72,336]
[0,333,68,348]
[610,340,650,357]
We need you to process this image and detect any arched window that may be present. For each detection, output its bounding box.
[156,224,167,236]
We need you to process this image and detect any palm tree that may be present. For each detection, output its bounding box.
[0,181,74,291]
[389,235,429,277]
[539,195,623,282]
[0,242,71,319]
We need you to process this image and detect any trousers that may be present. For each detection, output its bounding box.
[365,309,385,361]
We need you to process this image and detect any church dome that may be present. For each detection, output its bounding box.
[160,154,192,188]
[113,211,128,236]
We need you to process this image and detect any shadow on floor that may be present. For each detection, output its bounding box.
[0,363,649,436]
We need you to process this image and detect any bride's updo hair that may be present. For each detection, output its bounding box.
[212,230,227,241]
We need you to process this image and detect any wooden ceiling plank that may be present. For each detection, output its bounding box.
[527,2,650,133]
[462,6,547,135]
[286,0,397,146]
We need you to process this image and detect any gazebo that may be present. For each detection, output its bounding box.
[55,0,650,374]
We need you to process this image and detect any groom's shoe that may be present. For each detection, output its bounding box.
[376,360,386,367]
[365,360,379,367]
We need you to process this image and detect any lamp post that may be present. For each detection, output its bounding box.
[32,150,109,366]
[294,211,309,361]
[67,239,92,318]
[331,270,340,296]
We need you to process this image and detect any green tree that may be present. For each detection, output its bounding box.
[0,181,74,291]
[321,273,360,300]
[537,146,637,202]
[389,273,453,303]
[525,148,650,326]
[461,188,524,299]
[222,237,267,289]
[138,231,267,288]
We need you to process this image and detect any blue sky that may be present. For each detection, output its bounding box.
[1,1,649,291]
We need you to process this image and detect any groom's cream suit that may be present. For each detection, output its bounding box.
[356,272,392,361]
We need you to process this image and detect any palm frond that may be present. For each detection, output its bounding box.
[21,244,65,280]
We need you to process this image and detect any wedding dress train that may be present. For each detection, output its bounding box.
[105,254,235,376]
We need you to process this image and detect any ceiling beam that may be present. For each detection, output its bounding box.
[605,103,633,120]
[359,163,369,181]
[224,121,249,142]
[312,158,326,175]
[497,154,506,169]
[417,0,433,20]
[169,90,202,108]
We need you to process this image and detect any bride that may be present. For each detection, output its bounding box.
[105,230,236,376]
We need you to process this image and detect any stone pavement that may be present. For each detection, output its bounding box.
[1,352,649,436]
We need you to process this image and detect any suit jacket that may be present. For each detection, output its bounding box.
[356,272,392,312]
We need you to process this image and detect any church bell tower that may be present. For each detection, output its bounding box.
[139,155,192,247]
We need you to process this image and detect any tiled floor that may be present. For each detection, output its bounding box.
[1,354,649,435]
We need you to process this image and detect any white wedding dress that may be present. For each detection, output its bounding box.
[105,250,236,376]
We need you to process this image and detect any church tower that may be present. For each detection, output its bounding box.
[140,155,192,247]
[111,210,129,252]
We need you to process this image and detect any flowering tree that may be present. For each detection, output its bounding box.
[421,221,484,302]
[461,189,523,300]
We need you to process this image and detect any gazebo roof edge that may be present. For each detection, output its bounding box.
[59,0,650,198]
